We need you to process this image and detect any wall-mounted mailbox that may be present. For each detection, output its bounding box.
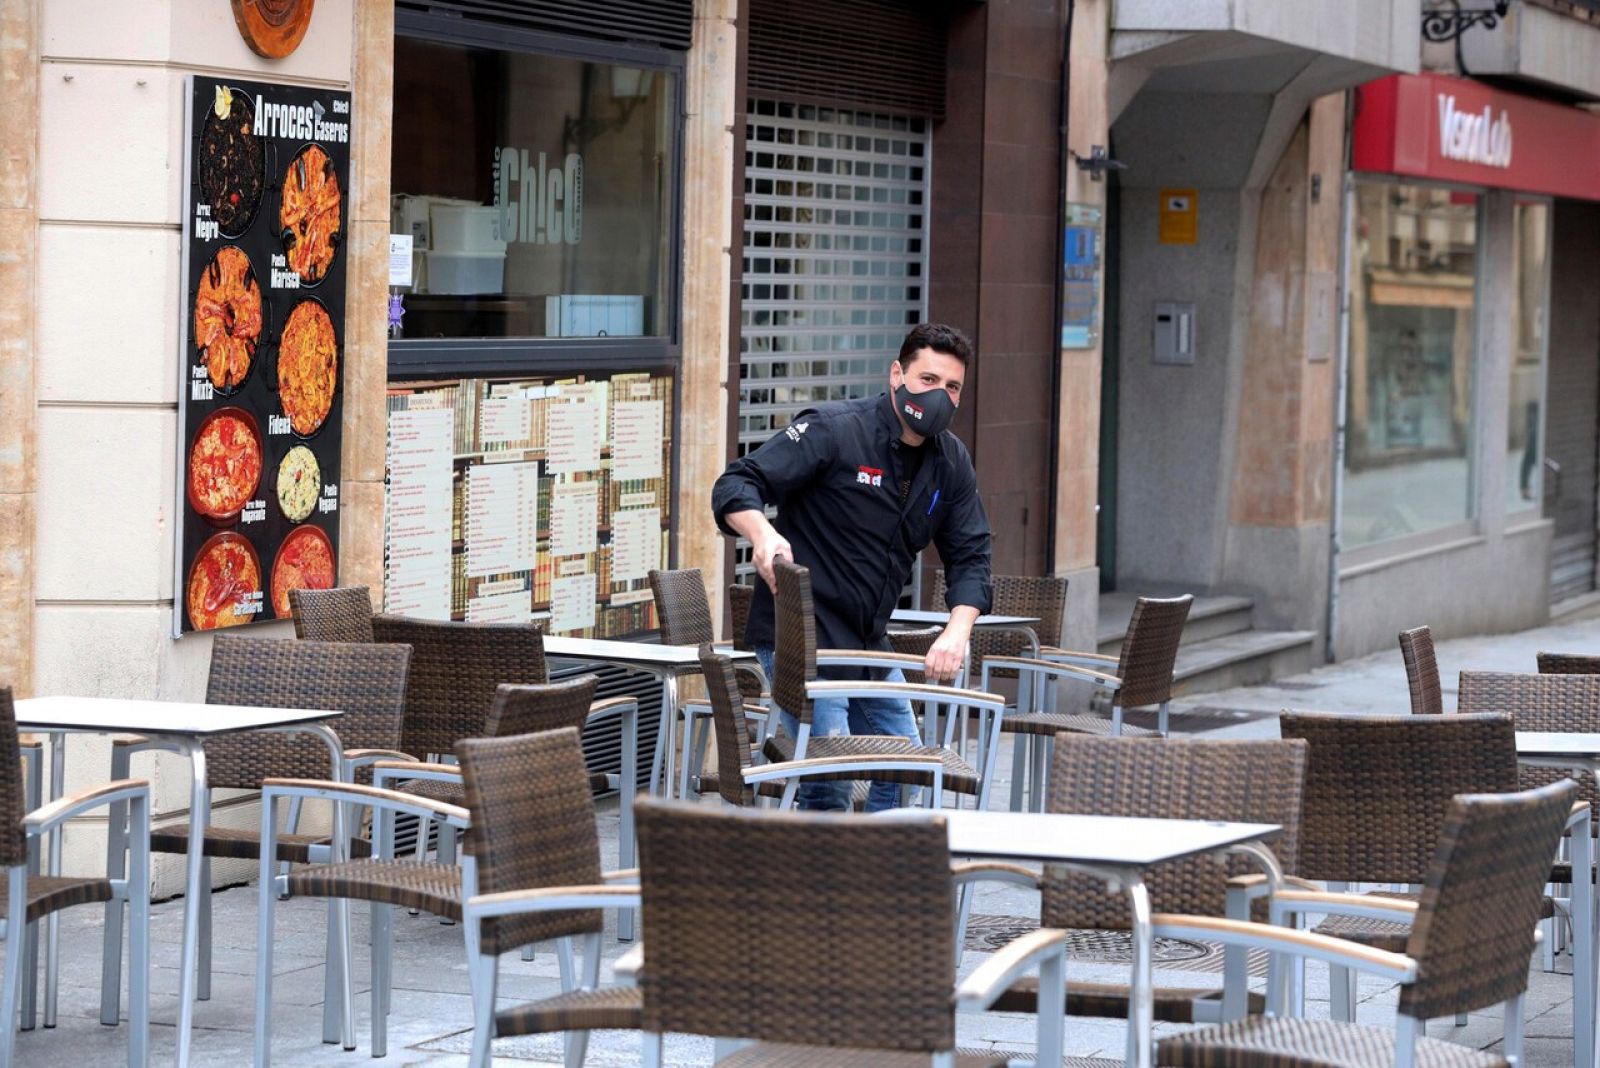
[1153,302,1195,365]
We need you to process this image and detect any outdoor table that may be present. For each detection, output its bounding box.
[541,636,757,940]
[1516,731,1600,1068]
[880,807,1282,1068]
[889,609,1042,745]
[15,696,344,1068]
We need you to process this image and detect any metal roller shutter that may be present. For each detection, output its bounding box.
[1546,202,1600,605]
[396,0,693,51]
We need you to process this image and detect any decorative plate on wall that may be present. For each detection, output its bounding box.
[231,0,315,59]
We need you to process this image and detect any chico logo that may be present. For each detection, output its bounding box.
[856,466,883,487]
[902,399,925,422]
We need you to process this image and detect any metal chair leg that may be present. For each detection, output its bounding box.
[1008,735,1027,813]
[1,874,27,1068]
[1329,963,1355,1022]
[254,805,278,1068]
[197,856,213,1001]
[371,901,391,1058]
[100,745,131,1026]
[467,947,497,1068]
[564,932,602,1068]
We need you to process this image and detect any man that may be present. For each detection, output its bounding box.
[712,322,993,811]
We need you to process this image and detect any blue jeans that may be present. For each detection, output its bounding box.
[755,646,921,812]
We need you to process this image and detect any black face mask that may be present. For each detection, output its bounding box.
[895,382,957,438]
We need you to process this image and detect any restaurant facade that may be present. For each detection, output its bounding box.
[5,0,1600,888]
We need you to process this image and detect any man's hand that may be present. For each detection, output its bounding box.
[725,509,792,593]
[925,605,981,683]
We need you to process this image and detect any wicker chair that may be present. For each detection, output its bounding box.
[99,636,412,1038]
[0,687,151,1066]
[647,568,769,797]
[931,569,1068,667]
[985,734,1306,1052]
[728,581,754,650]
[1537,651,1600,674]
[767,559,1006,811]
[1277,712,1522,1021]
[1155,779,1577,1068]
[630,798,1069,1067]
[977,594,1193,811]
[1399,625,1444,715]
[1458,671,1600,831]
[253,725,640,1065]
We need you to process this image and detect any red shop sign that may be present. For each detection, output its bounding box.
[1352,73,1600,202]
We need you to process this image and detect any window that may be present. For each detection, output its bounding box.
[1507,200,1551,513]
[390,35,677,344]
[1342,182,1480,550]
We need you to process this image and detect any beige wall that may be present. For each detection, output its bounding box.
[31,0,369,890]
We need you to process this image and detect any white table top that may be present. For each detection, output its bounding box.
[1517,732,1600,760]
[879,809,1281,867]
[891,609,1040,629]
[543,636,757,669]
[15,695,343,736]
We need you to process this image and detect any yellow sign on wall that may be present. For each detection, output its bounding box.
[1159,188,1198,245]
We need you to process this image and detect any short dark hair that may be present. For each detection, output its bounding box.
[897,323,973,368]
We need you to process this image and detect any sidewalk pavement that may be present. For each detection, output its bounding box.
[18,613,1600,1065]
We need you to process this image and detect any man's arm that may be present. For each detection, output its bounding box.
[723,509,792,594]
[924,604,978,683]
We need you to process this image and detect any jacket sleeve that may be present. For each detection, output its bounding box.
[933,459,993,615]
[712,414,833,537]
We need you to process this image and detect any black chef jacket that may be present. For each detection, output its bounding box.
[712,393,994,655]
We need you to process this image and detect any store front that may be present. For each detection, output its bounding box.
[1335,72,1600,655]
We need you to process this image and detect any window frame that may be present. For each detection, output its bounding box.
[388,8,686,379]
[1337,174,1487,569]
[1505,195,1554,520]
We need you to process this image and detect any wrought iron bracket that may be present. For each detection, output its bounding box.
[1422,0,1512,43]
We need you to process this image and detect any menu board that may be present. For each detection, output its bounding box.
[384,372,673,638]
[173,76,352,636]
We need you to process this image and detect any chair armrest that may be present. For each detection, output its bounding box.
[979,655,1122,690]
[261,778,469,829]
[1150,913,1417,982]
[1037,647,1119,668]
[951,860,1041,889]
[808,679,1004,712]
[26,780,149,835]
[372,760,460,784]
[588,697,637,722]
[955,927,1069,1012]
[1226,872,1322,900]
[742,753,943,786]
[615,944,643,987]
[817,649,930,671]
[604,869,639,884]
[112,736,185,755]
[345,748,415,766]
[463,884,640,921]
[1269,889,1419,923]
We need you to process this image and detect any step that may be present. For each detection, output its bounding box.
[1168,628,1318,699]
[1097,591,1254,657]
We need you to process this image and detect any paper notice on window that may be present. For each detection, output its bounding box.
[465,461,539,577]
[550,572,597,634]
[611,400,664,480]
[611,507,661,582]
[466,588,532,625]
[548,399,602,474]
[550,482,600,558]
[384,406,455,619]
[479,395,531,449]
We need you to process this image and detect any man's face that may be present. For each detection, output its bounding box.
[890,347,965,408]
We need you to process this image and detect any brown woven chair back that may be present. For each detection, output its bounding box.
[1041,735,1306,929]
[1537,652,1600,674]
[772,558,817,726]
[456,726,604,954]
[369,616,547,759]
[203,637,411,788]
[0,688,27,866]
[1398,625,1443,715]
[1458,670,1600,823]
[697,644,757,807]
[1113,595,1193,708]
[727,583,754,650]
[887,626,940,685]
[635,799,956,1051]
[484,676,599,739]
[648,568,716,646]
[1279,712,1518,884]
[932,570,1069,667]
[1400,780,1575,1021]
[289,585,377,642]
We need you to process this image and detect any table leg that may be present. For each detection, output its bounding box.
[175,740,207,1068]
[1578,781,1597,1068]
[1124,877,1155,1068]
[658,674,679,799]
[44,731,65,1028]
[619,701,638,941]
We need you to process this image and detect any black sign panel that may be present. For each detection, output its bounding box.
[175,76,352,635]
